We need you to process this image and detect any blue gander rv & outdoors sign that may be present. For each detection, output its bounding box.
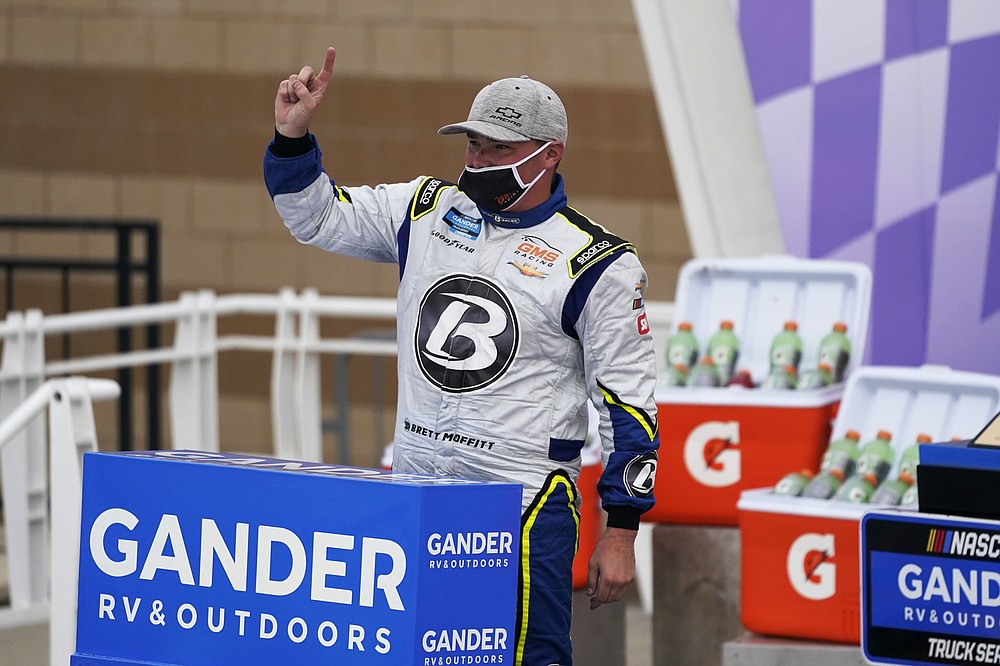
[72,451,521,666]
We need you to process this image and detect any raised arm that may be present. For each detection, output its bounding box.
[274,47,336,138]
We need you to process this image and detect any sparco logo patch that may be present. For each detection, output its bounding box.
[575,240,612,265]
[415,275,520,393]
[420,179,442,206]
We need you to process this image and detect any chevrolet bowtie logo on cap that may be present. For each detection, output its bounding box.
[437,76,568,143]
[494,107,522,119]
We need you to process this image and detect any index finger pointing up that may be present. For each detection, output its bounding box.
[316,47,336,85]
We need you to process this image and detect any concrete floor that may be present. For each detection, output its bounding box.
[627,602,654,666]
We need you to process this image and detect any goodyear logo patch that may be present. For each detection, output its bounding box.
[443,208,482,240]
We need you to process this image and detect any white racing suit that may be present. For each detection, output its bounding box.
[264,133,659,665]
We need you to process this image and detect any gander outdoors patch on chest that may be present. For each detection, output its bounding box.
[443,208,482,241]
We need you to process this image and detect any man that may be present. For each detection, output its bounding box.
[264,47,659,665]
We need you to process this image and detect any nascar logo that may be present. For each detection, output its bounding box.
[928,528,1000,558]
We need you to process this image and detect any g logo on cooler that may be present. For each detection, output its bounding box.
[787,533,836,600]
[683,421,740,487]
[415,275,519,393]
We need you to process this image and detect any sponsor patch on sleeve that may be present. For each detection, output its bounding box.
[410,177,454,221]
[560,207,635,278]
[637,312,650,335]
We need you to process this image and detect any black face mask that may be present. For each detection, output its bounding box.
[458,141,552,212]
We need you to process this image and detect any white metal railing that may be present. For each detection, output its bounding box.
[0,377,120,666]
[0,287,675,662]
[0,288,400,649]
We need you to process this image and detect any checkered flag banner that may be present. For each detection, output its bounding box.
[736,0,1000,375]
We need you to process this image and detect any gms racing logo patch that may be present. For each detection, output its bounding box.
[514,235,561,266]
[415,275,520,393]
[507,235,561,280]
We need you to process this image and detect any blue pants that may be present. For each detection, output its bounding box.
[515,470,580,666]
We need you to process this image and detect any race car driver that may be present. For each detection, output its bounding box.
[264,47,660,666]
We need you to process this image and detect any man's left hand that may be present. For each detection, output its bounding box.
[586,526,637,610]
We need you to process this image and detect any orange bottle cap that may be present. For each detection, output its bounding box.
[679,321,693,331]
[784,321,798,330]
[876,429,893,440]
[833,322,848,333]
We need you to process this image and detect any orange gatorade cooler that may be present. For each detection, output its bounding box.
[645,256,872,525]
[738,488,865,642]
[737,365,1000,643]
[650,387,839,524]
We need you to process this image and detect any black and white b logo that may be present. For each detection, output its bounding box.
[624,454,658,498]
[415,275,520,392]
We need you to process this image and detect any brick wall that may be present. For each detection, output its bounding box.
[0,0,691,460]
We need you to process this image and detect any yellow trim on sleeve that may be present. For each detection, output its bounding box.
[598,384,658,441]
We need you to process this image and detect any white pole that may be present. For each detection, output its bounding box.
[47,377,120,666]
[631,0,784,258]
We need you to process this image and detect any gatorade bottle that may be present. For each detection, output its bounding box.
[801,467,846,499]
[817,429,862,478]
[832,471,878,503]
[759,364,798,390]
[900,481,919,506]
[871,470,914,506]
[853,430,894,484]
[661,363,689,387]
[687,356,722,387]
[666,321,699,369]
[707,320,740,384]
[770,320,804,372]
[726,369,756,388]
[773,469,815,497]
[798,363,833,390]
[897,434,929,480]
[818,322,852,383]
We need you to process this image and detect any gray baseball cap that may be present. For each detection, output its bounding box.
[438,75,568,143]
